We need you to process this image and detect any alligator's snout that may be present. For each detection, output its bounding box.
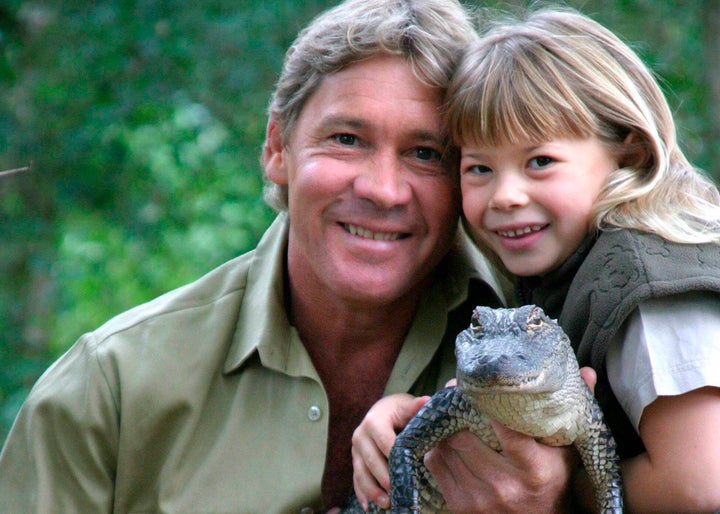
[474,350,529,373]
[459,349,542,390]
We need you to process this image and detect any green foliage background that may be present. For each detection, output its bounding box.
[1,0,718,443]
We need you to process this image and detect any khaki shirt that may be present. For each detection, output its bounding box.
[0,212,505,514]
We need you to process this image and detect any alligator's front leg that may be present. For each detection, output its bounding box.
[388,386,491,512]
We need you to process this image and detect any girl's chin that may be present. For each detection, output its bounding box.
[503,260,555,277]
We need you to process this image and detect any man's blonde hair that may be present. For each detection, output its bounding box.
[263,0,477,211]
[448,7,720,244]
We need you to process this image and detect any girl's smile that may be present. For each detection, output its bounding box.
[490,223,548,252]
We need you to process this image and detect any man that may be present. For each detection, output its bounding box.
[0,1,573,512]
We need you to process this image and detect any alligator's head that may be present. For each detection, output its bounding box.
[455,305,573,396]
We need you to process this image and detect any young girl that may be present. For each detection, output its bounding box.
[352,6,720,513]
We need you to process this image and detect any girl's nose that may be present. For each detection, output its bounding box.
[488,174,529,210]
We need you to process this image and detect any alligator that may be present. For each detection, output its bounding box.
[343,304,623,513]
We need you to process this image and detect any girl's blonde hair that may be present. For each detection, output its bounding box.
[447,6,720,244]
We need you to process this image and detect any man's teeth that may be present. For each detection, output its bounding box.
[346,224,401,241]
[497,225,544,238]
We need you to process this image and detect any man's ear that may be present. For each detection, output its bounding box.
[263,116,289,185]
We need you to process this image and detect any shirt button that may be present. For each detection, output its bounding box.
[307,405,322,422]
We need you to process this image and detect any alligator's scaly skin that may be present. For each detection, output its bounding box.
[343,305,623,513]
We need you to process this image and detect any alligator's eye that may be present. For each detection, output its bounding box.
[470,307,485,335]
[526,306,546,331]
[470,317,484,335]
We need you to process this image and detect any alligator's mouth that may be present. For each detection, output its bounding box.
[457,367,563,396]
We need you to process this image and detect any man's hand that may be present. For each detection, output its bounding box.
[349,368,598,512]
[425,423,576,513]
[425,367,597,514]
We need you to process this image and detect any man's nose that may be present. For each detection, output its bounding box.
[353,152,412,208]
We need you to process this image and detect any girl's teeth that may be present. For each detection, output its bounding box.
[497,225,544,238]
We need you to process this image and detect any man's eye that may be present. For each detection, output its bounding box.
[415,147,441,161]
[334,133,357,146]
[529,156,553,168]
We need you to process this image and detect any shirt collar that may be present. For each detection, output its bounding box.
[223,212,307,375]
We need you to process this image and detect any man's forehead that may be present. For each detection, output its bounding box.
[298,64,443,130]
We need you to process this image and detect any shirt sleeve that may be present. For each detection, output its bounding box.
[0,334,119,514]
[606,291,720,432]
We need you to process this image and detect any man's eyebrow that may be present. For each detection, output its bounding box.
[411,130,444,145]
[316,115,366,131]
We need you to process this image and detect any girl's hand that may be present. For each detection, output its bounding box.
[350,393,430,510]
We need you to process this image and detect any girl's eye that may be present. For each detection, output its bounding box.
[529,155,553,168]
[466,164,493,175]
[334,133,357,146]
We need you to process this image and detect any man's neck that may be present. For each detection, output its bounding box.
[295,303,413,510]
[286,273,425,510]
[289,279,418,378]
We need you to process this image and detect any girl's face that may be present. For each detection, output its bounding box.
[461,137,618,276]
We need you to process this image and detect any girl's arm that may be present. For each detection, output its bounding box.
[580,293,720,512]
[574,386,720,512]
[625,386,720,512]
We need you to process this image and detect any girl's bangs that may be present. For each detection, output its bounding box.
[451,44,595,147]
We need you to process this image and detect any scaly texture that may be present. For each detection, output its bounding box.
[343,305,623,513]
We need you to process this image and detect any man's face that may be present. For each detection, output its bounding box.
[265,54,460,308]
